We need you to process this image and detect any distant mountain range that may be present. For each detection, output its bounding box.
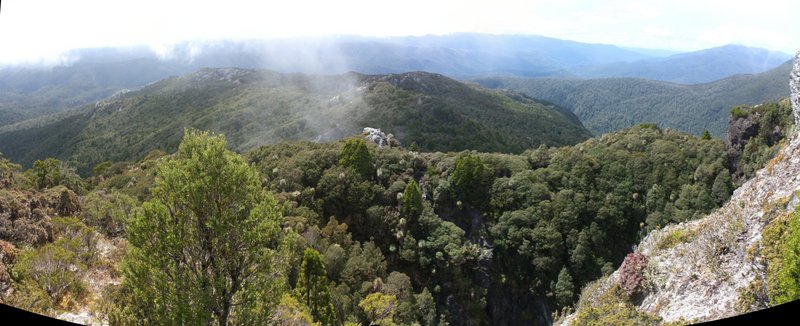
[475,59,793,137]
[574,44,790,83]
[0,34,791,134]
[0,69,591,174]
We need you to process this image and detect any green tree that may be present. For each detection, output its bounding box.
[25,158,84,192]
[270,293,320,325]
[339,138,373,177]
[701,130,712,140]
[711,172,733,205]
[119,129,290,325]
[402,179,423,219]
[554,267,575,308]
[29,158,62,190]
[359,292,398,326]
[450,154,486,205]
[296,248,336,325]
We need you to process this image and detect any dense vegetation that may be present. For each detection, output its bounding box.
[241,124,730,324]
[476,60,792,136]
[0,122,739,325]
[0,69,590,175]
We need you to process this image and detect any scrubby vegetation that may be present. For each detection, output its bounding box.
[569,284,665,326]
[762,195,800,305]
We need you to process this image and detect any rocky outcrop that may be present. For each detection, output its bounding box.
[727,110,761,178]
[362,127,401,147]
[792,51,800,123]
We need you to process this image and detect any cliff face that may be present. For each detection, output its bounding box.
[727,111,762,180]
[792,51,800,120]
[563,50,800,324]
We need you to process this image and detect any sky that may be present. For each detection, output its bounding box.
[0,0,798,64]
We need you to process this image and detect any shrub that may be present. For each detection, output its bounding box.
[13,242,86,309]
[619,251,650,300]
[51,217,99,266]
[80,191,139,237]
[571,284,666,326]
[359,292,398,326]
[730,105,750,119]
[768,204,800,304]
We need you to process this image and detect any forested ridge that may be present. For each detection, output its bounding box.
[0,68,590,175]
[476,60,792,137]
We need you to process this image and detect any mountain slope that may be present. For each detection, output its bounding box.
[561,51,800,325]
[476,60,793,137]
[574,45,791,84]
[0,68,591,174]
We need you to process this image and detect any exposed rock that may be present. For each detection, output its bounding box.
[727,109,761,179]
[792,51,800,123]
[189,68,255,85]
[57,310,101,325]
[362,127,401,147]
[0,240,16,301]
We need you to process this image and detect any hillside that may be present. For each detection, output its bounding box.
[573,45,790,84]
[0,57,188,127]
[475,60,792,137]
[0,68,591,175]
[561,51,800,325]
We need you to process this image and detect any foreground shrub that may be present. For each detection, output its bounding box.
[619,251,650,300]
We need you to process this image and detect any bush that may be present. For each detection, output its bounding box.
[13,242,86,309]
[51,217,99,266]
[80,191,139,237]
[730,106,750,119]
[359,292,398,326]
[571,284,664,326]
[619,252,650,301]
[769,204,800,304]
[25,158,85,193]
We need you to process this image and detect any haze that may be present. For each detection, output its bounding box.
[0,0,798,64]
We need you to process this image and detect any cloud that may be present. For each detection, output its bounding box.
[0,0,798,64]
